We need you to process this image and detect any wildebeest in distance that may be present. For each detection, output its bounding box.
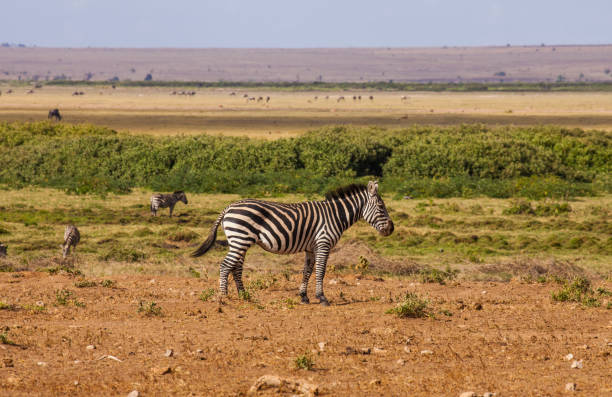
[48,108,62,121]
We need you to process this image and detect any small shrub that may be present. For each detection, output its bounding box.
[596,287,612,296]
[199,288,215,302]
[22,303,46,313]
[418,266,458,284]
[100,279,116,288]
[55,289,73,305]
[74,280,97,288]
[138,301,162,316]
[551,277,601,307]
[534,202,571,216]
[247,276,277,291]
[284,298,297,309]
[295,353,314,370]
[354,256,369,273]
[503,200,535,215]
[99,247,146,262]
[386,292,429,318]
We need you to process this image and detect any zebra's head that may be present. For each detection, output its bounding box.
[362,181,394,236]
[174,191,188,204]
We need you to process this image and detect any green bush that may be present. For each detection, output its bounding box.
[0,122,609,198]
[386,292,430,318]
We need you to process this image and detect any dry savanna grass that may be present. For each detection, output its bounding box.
[2,85,612,137]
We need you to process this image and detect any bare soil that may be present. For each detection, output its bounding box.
[1,271,610,396]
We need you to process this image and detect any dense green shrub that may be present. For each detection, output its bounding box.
[0,122,609,198]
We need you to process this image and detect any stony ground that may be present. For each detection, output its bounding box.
[0,270,610,396]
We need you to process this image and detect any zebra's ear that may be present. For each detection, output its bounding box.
[367,180,379,195]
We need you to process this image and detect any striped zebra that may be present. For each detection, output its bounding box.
[62,225,80,259]
[150,191,188,217]
[191,181,394,306]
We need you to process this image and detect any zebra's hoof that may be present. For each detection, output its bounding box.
[300,295,310,304]
[319,297,330,307]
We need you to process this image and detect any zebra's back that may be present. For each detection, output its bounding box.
[64,225,80,246]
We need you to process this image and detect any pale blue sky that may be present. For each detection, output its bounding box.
[2,0,611,48]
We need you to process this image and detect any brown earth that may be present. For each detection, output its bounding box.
[1,271,611,396]
[2,45,612,83]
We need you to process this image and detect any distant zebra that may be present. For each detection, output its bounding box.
[266,96,270,103]
[48,108,62,121]
[337,96,345,102]
[0,242,7,257]
[192,181,394,305]
[150,191,188,217]
[62,225,80,259]
[369,95,374,100]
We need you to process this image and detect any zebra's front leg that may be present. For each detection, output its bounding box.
[168,204,175,217]
[314,245,331,306]
[299,251,315,304]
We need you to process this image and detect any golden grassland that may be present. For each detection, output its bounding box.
[2,85,612,138]
[0,188,609,280]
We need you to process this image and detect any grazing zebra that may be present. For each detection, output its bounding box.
[266,96,270,103]
[150,191,188,217]
[337,96,345,102]
[192,181,394,306]
[62,225,80,259]
[48,108,62,121]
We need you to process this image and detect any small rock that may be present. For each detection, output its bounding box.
[35,301,45,307]
[483,393,496,397]
[37,361,47,366]
[474,303,483,310]
[396,358,405,365]
[164,349,174,357]
[570,360,583,369]
[3,358,14,367]
[564,353,574,361]
[420,350,433,355]
[149,279,156,284]
[369,379,381,386]
[86,345,96,351]
[372,347,386,354]
[196,349,203,354]
[481,290,487,295]
[127,391,140,397]
[459,392,476,397]
[565,383,576,391]
[152,366,172,375]
[404,346,411,353]
[580,344,588,349]
[328,279,338,285]
[247,375,318,397]
[317,342,326,351]
[360,348,371,355]
[73,381,79,386]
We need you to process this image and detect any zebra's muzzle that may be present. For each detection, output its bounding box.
[380,220,394,236]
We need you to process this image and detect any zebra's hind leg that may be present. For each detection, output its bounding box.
[299,251,315,304]
[219,247,247,296]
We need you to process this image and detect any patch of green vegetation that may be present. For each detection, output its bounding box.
[55,288,73,305]
[188,267,201,278]
[238,289,252,302]
[138,301,162,316]
[40,265,83,277]
[0,302,17,311]
[98,246,146,262]
[0,332,16,345]
[418,265,459,284]
[0,262,16,272]
[199,288,215,302]
[504,200,572,216]
[386,292,430,318]
[22,303,46,313]
[74,279,97,288]
[294,352,314,370]
[247,275,277,291]
[132,227,154,237]
[551,277,602,307]
[100,279,116,288]
[166,229,199,242]
[284,298,297,309]
[0,226,9,234]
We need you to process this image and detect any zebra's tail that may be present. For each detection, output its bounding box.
[191,207,228,257]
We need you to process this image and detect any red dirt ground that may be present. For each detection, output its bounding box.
[0,271,611,396]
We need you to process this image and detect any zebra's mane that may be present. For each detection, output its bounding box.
[173,191,184,195]
[324,184,367,201]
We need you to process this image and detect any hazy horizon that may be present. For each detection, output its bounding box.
[1,1,611,48]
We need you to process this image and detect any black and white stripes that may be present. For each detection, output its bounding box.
[62,225,80,259]
[192,181,394,305]
[150,191,188,217]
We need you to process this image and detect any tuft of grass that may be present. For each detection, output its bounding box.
[504,200,572,216]
[0,302,18,311]
[386,292,430,318]
[238,289,252,302]
[418,265,459,284]
[354,255,370,273]
[0,333,16,345]
[166,230,199,242]
[284,298,297,309]
[596,286,612,296]
[199,288,215,302]
[295,353,314,370]
[74,280,97,288]
[22,303,46,313]
[247,276,277,291]
[55,289,73,305]
[41,265,83,277]
[99,246,146,262]
[138,301,162,316]
[100,279,116,288]
[132,227,154,237]
[188,267,201,278]
[551,277,601,307]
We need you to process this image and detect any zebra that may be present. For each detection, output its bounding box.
[191,181,394,306]
[62,225,80,259]
[0,242,7,257]
[48,108,62,121]
[150,191,188,217]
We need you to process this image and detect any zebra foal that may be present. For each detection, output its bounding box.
[62,225,80,258]
[150,191,188,217]
[192,181,394,306]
